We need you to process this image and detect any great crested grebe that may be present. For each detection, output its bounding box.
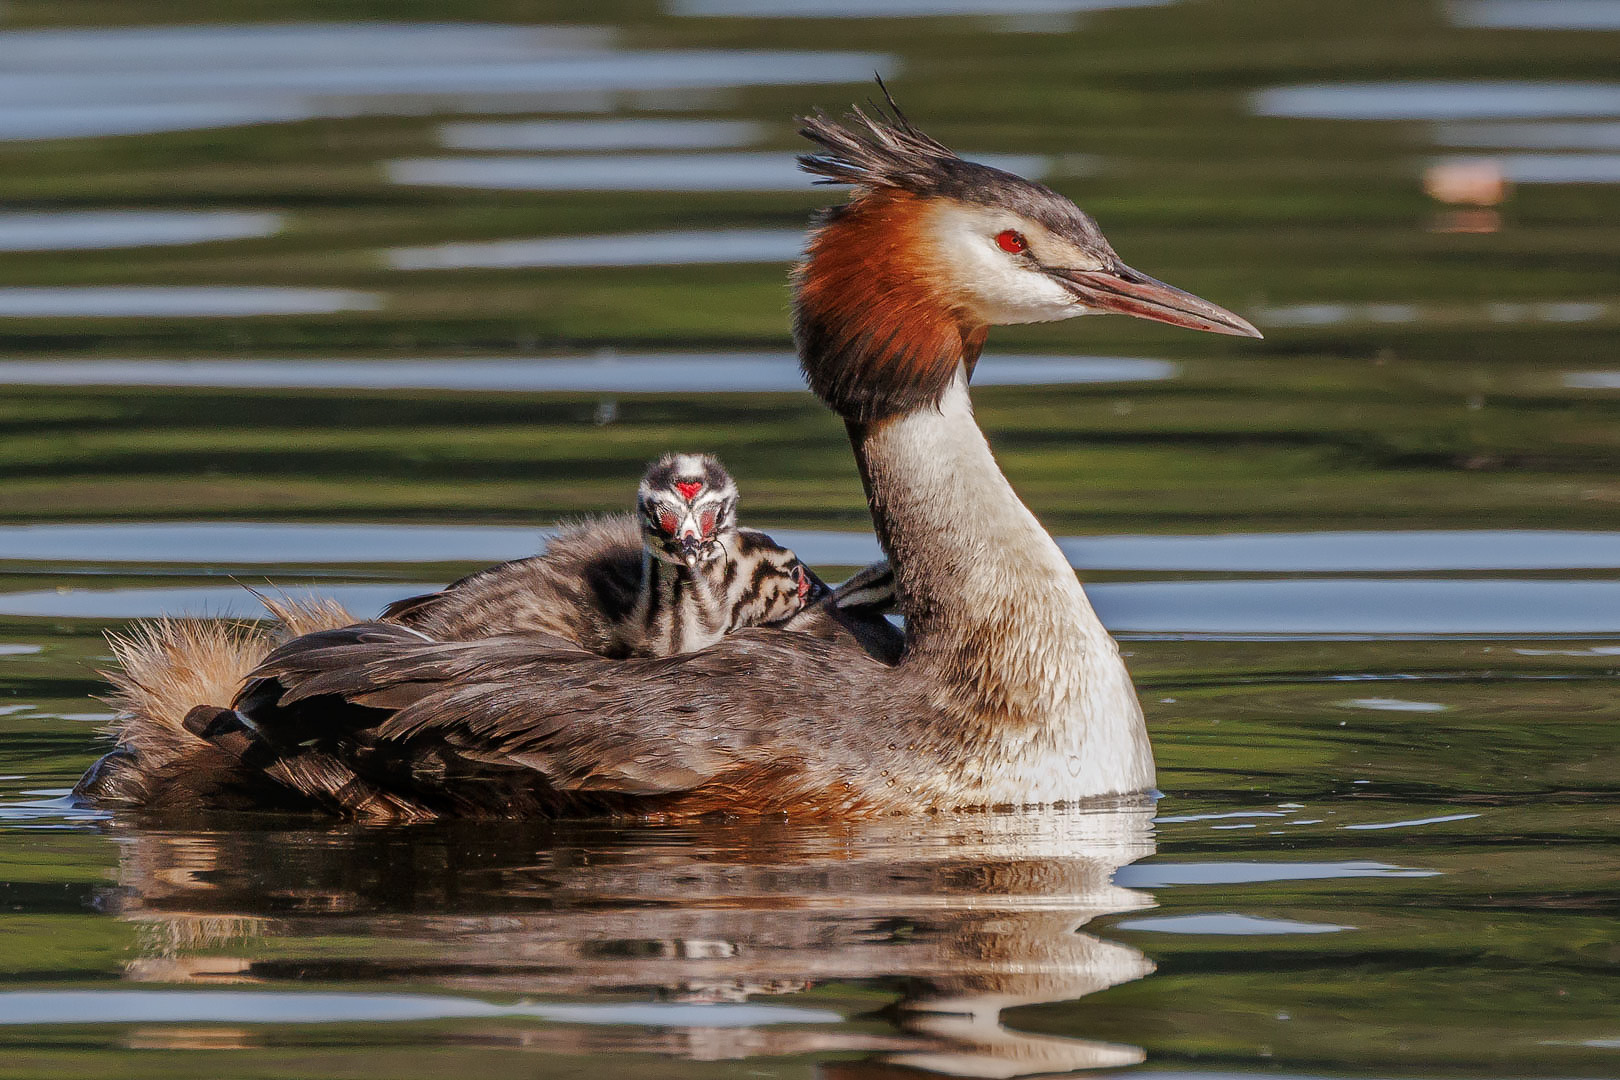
[381,453,820,658]
[74,94,1258,819]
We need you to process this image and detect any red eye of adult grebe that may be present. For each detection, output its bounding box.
[995,230,1028,255]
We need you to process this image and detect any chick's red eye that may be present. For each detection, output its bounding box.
[699,509,716,537]
[657,510,678,535]
[995,230,1028,255]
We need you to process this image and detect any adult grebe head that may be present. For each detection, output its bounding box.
[793,88,1261,422]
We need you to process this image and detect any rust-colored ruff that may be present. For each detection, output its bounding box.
[795,189,985,422]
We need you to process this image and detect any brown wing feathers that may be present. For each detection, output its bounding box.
[182,704,436,822]
[83,515,901,817]
[232,621,899,813]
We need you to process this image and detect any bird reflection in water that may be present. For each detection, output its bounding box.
[102,804,1157,1077]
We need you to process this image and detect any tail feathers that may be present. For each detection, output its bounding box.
[98,617,274,770]
[183,706,436,823]
[84,591,363,808]
[252,591,359,640]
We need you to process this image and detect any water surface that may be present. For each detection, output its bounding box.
[437,118,764,151]
[0,212,282,251]
[1452,0,1620,29]
[1252,81,1620,120]
[386,150,1045,191]
[1437,151,1620,183]
[671,0,1176,18]
[1434,120,1620,149]
[8,523,1620,570]
[0,287,380,317]
[2,3,1617,1079]
[0,353,1173,391]
[13,576,1620,636]
[387,228,803,269]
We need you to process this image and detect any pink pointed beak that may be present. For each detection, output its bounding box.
[1047,263,1262,338]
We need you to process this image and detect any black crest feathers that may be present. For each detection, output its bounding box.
[796,80,962,193]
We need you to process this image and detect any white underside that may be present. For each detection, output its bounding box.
[873,373,1155,803]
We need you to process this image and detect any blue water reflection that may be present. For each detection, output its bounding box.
[387,150,1045,191]
[0,101,312,141]
[1115,913,1351,934]
[0,353,1169,390]
[12,577,1620,636]
[1114,861,1440,887]
[438,118,763,151]
[9,524,1620,571]
[388,228,803,269]
[671,0,1176,18]
[1262,300,1608,326]
[0,287,380,317]
[1451,0,1620,30]
[1253,81,1620,120]
[0,991,839,1027]
[1094,578,1620,637]
[0,211,281,251]
[1566,370,1620,388]
[0,24,889,140]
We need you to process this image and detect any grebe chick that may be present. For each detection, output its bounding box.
[383,454,819,658]
[626,453,819,657]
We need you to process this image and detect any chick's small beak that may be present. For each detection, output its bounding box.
[1046,263,1262,339]
[796,565,828,603]
[679,536,702,566]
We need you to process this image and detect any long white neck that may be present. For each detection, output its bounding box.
[851,369,1155,799]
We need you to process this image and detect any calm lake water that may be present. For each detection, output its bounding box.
[1,2,1618,1078]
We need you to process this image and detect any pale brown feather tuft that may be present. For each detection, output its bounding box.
[84,592,361,803]
[252,591,359,640]
[98,617,272,767]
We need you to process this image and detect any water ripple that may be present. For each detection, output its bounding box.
[0,212,282,251]
[0,990,840,1027]
[386,150,1044,191]
[0,287,380,318]
[6,525,1620,573]
[438,118,763,151]
[0,353,1169,392]
[1115,913,1351,935]
[11,578,1620,636]
[1114,861,1441,887]
[388,227,803,270]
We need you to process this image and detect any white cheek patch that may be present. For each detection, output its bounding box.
[926,204,1086,325]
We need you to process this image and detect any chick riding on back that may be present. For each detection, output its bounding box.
[626,453,819,657]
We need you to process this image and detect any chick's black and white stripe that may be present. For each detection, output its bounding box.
[625,456,817,657]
